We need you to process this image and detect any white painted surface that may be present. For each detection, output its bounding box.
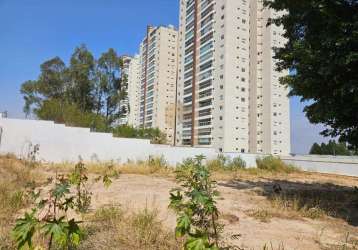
[1,118,358,177]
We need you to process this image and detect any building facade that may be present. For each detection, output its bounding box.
[137,25,179,144]
[117,55,133,126]
[127,55,141,127]
[175,0,290,155]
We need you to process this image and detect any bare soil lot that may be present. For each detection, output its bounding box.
[1,155,358,249]
[88,171,358,250]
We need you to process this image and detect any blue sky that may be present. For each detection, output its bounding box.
[0,0,329,154]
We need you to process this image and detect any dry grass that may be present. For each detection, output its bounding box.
[240,179,358,225]
[245,209,274,223]
[48,156,173,178]
[80,206,182,250]
[267,184,358,223]
[270,194,327,220]
[318,231,358,250]
[0,154,44,249]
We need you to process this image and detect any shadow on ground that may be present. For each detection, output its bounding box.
[220,179,358,226]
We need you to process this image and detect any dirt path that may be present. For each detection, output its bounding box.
[89,174,358,250]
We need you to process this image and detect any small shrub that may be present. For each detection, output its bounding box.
[170,155,223,250]
[207,154,228,171]
[147,155,168,172]
[11,161,112,250]
[256,156,298,173]
[207,154,246,171]
[227,156,246,170]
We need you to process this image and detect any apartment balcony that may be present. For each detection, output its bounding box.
[197,102,213,111]
[196,114,212,121]
[197,134,212,139]
[198,122,212,128]
[182,127,192,133]
[182,133,192,139]
[198,89,212,99]
[197,74,213,85]
[197,137,212,146]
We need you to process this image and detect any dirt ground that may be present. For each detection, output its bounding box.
[88,173,358,250]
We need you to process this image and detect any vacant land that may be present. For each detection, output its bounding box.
[1,155,358,250]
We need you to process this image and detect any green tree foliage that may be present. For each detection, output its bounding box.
[309,143,322,155]
[309,140,355,156]
[68,45,96,113]
[20,45,169,143]
[112,125,167,144]
[21,56,68,116]
[169,156,222,250]
[20,45,125,129]
[96,48,124,125]
[263,0,358,148]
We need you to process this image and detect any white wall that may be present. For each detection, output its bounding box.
[1,118,358,177]
[281,155,358,177]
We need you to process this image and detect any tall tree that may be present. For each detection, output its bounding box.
[21,57,67,116]
[20,45,128,130]
[309,140,353,155]
[97,48,124,126]
[68,44,96,113]
[264,0,358,148]
[309,143,322,155]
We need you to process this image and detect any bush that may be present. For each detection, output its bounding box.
[256,156,298,173]
[147,155,168,169]
[207,154,246,171]
[227,156,246,170]
[112,125,167,144]
[37,99,108,131]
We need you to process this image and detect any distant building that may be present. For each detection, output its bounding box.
[127,55,141,127]
[131,25,179,144]
[0,111,8,118]
[117,55,133,126]
[175,0,291,155]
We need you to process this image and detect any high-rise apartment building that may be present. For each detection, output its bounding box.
[137,25,179,144]
[117,55,133,126]
[127,55,141,127]
[175,0,290,155]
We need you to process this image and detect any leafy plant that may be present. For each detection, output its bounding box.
[12,161,112,250]
[169,155,222,250]
[69,161,92,213]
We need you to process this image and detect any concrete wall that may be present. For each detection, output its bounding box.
[281,155,358,177]
[0,118,225,165]
[1,118,358,177]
